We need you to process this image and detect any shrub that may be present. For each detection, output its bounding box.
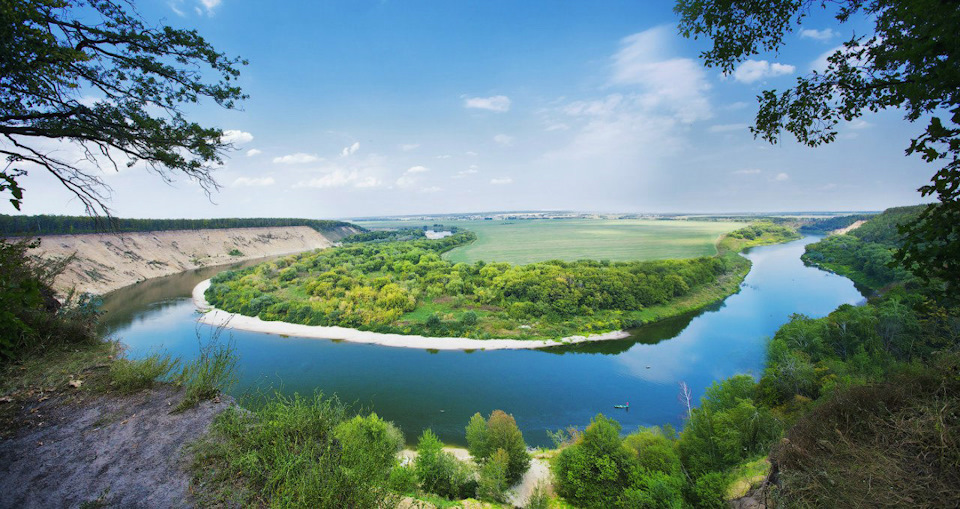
[465,410,531,485]
[689,472,729,509]
[388,464,418,494]
[478,448,510,502]
[334,413,403,486]
[552,414,634,508]
[414,429,476,499]
[189,392,400,508]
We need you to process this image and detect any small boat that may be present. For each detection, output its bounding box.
[614,402,630,409]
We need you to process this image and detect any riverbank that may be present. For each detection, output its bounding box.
[193,280,630,350]
[27,225,358,295]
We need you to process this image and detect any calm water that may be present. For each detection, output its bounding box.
[100,236,863,447]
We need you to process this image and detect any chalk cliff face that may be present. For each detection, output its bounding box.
[29,225,359,295]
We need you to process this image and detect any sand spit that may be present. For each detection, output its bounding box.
[193,280,630,351]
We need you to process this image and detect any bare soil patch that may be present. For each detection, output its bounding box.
[0,386,231,508]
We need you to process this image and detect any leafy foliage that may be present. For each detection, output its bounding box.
[206,229,751,339]
[0,0,246,215]
[190,392,402,508]
[0,238,99,361]
[675,0,960,299]
[464,410,531,485]
[413,429,476,500]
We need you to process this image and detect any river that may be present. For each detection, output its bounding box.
[99,236,863,447]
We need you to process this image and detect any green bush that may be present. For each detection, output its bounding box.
[334,413,403,486]
[388,464,418,494]
[464,410,531,485]
[175,335,238,411]
[414,429,476,499]
[478,448,510,502]
[189,392,400,508]
[0,238,99,361]
[689,472,729,509]
[552,414,634,508]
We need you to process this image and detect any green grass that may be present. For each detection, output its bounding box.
[357,219,743,264]
[108,352,180,394]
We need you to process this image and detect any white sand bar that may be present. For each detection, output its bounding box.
[193,279,630,350]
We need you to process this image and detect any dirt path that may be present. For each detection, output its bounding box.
[0,386,231,508]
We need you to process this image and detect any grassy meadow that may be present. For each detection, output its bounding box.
[355,219,744,264]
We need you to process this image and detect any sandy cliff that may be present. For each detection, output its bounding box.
[29,225,357,295]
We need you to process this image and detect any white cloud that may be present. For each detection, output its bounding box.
[490,177,513,185]
[465,151,478,156]
[296,170,381,189]
[733,169,762,175]
[232,176,275,187]
[708,123,749,133]
[273,153,320,164]
[546,123,570,131]
[420,186,442,193]
[464,95,511,112]
[340,142,360,157]
[493,134,514,146]
[395,174,417,189]
[199,0,220,14]
[775,172,790,181]
[221,129,253,145]
[406,165,429,173]
[245,148,262,157]
[732,60,796,84]
[848,119,872,130]
[800,28,835,41]
[399,143,420,152]
[610,26,711,123]
[436,154,452,159]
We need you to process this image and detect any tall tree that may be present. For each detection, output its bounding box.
[675,0,960,296]
[0,0,246,215]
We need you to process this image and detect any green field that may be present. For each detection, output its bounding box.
[355,219,744,264]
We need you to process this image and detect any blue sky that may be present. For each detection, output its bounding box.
[19,1,934,218]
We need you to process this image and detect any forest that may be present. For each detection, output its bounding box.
[0,214,357,237]
[801,206,924,291]
[204,223,797,340]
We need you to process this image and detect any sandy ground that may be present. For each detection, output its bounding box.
[193,279,630,351]
[398,447,550,507]
[27,226,356,295]
[0,386,232,509]
[832,220,867,235]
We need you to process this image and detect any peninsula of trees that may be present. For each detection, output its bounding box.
[204,222,799,340]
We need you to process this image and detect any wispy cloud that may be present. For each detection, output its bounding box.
[732,60,795,84]
[406,165,429,173]
[245,148,262,157]
[800,28,835,41]
[490,177,513,185]
[340,142,360,157]
[232,176,274,187]
[399,143,420,152]
[464,95,511,112]
[296,170,381,189]
[420,186,442,193]
[775,172,790,181]
[273,153,320,164]
[493,134,514,146]
[708,123,749,133]
[199,0,221,15]
[733,169,762,175]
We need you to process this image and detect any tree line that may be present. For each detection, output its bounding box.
[0,214,358,237]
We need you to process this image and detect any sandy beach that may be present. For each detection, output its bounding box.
[193,279,630,350]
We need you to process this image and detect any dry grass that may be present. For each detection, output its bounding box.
[771,355,960,508]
